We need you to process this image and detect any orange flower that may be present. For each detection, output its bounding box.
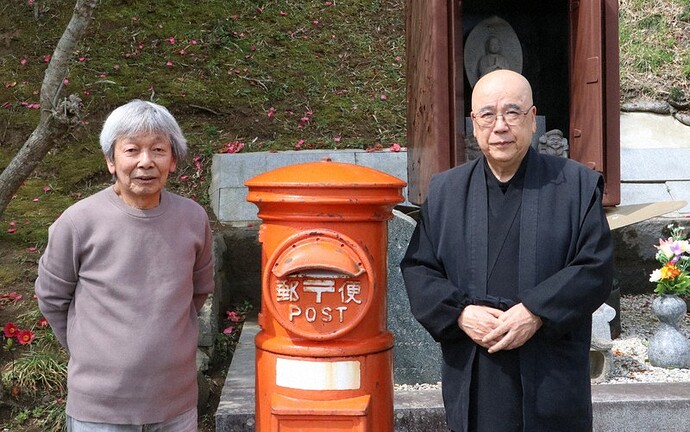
[660,262,682,280]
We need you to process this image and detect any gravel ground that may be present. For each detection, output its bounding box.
[603,294,690,384]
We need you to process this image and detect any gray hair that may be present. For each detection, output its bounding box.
[99,100,188,161]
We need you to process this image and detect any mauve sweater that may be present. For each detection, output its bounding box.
[35,186,215,424]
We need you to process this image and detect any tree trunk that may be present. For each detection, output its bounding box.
[0,0,98,218]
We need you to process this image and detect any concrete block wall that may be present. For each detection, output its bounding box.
[209,149,409,226]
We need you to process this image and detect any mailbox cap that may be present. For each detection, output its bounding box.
[246,159,405,220]
[245,159,406,188]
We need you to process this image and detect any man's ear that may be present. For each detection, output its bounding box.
[531,106,537,133]
[471,114,479,140]
[106,156,116,175]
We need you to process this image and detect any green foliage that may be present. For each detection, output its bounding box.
[213,331,237,364]
[680,0,690,23]
[619,13,674,73]
[669,87,686,103]
[1,0,406,182]
[2,350,68,397]
[3,398,66,432]
[214,300,253,363]
[619,0,690,100]
[654,273,690,296]
[684,54,690,79]
[235,299,254,316]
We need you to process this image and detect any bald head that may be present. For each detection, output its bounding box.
[472,70,533,112]
[469,69,537,182]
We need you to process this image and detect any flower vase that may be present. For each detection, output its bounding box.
[647,294,690,368]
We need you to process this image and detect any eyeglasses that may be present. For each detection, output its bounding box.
[471,105,533,128]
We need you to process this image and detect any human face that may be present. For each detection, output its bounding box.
[471,71,536,181]
[106,133,177,209]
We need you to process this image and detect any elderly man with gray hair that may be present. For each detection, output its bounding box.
[35,100,214,431]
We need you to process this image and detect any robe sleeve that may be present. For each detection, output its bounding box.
[34,215,79,350]
[520,183,614,340]
[400,201,468,342]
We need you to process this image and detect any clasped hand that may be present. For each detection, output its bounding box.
[457,303,542,353]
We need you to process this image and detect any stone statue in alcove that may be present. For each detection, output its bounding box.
[464,16,523,87]
[477,36,510,77]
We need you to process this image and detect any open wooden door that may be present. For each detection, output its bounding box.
[405,0,457,205]
[569,0,620,206]
[569,0,604,173]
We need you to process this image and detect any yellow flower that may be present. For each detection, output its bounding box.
[660,262,681,280]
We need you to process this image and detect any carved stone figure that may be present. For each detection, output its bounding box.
[477,36,510,77]
[464,16,523,87]
[538,129,569,158]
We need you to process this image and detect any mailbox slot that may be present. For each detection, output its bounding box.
[272,236,365,278]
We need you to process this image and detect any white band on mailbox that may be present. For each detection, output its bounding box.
[275,358,361,390]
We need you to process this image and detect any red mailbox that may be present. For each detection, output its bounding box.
[246,159,405,432]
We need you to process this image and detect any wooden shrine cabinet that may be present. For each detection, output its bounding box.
[405,0,620,206]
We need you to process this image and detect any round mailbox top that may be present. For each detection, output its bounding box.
[245,160,405,221]
[245,159,406,188]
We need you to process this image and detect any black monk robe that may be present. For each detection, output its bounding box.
[400,147,614,432]
[466,158,526,432]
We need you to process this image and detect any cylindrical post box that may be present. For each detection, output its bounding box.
[246,159,405,432]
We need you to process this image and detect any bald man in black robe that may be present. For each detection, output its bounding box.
[400,70,613,432]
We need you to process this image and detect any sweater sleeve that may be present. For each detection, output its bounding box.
[192,215,215,298]
[34,215,80,350]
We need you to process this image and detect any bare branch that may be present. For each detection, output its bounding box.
[41,0,98,112]
[0,0,98,217]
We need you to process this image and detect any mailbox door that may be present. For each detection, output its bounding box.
[271,393,370,432]
[263,230,375,341]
